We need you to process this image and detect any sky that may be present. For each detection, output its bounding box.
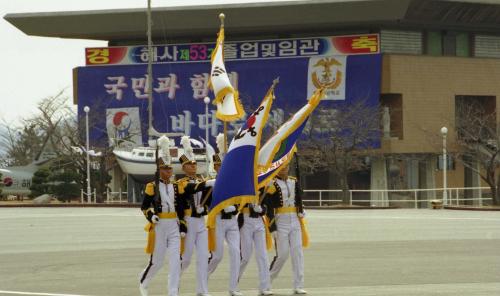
[0,0,298,126]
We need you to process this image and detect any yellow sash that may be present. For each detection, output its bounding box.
[208,226,216,252]
[299,217,309,248]
[276,206,297,214]
[263,216,273,250]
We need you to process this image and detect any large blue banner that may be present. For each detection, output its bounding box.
[75,54,382,148]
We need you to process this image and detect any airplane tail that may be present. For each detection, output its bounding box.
[33,132,58,165]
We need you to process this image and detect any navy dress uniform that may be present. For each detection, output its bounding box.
[177,154,214,296]
[205,153,243,296]
[265,169,309,295]
[238,195,274,295]
[139,158,186,296]
[139,157,212,296]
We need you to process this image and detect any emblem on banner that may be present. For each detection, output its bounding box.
[307,56,346,100]
[106,107,143,147]
[311,57,343,90]
[112,111,132,138]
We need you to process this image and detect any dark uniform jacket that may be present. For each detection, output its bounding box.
[176,175,213,218]
[264,176,304,233]
[141,178,210,233]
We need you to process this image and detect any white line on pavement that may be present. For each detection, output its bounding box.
[0,290,92,296]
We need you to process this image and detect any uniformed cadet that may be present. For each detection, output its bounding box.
[206,154,242,296]
[178,154,214,296]
[238,187,274,296]
[138,157,185,296]
[266,163,308,295]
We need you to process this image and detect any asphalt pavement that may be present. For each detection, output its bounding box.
[0,208,499,296]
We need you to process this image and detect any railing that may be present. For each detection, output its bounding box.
[106,188,128,203]
[80,189,97,203]
[303,187,493,208]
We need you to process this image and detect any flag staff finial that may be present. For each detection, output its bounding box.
[219,13,225,27]
[272,77,280,88]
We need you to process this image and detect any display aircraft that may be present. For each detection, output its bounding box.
[0,137,57,197]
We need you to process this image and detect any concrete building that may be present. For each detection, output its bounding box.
[5,0,500,206]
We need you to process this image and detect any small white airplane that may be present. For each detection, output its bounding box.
[0,166,35,197]
[0,137,57,197]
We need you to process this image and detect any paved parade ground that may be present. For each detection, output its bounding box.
[0,208,499,296]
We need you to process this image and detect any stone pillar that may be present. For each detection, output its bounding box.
[127,175,142,204]
[406,158,419,189]
[110,166,124,193]
[370,157,388,206]
[470,160,482,206]
[418,156,436,208]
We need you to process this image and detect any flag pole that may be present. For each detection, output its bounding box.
[219,12,228,153]
[224,122,228,154]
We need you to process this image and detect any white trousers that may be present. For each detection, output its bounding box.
[269,213,304,290]
[139,218,181,296]
[181,216,209,294]
[239,214,272,292]
[208,215,241,292]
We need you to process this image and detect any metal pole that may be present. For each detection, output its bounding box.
[204,97,210,177]
[441,127,448,205]
[146,0,154,141]
[84,106,91,204]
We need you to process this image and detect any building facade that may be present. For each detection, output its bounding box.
[6,0,500,206]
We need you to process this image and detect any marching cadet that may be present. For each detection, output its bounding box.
[138,157,185,296]
[238,187,274,296]
[178,154,214,296]
[139,155,213,296]
[206,154,242,296]
[266,163,309,295]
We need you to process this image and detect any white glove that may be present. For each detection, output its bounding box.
[151,215,160,224]
[180,232,186,238]
[205,179,216,187]
[253,204,263,213]
[298,211,305,218]
[224,205,236,213]
[271,231,278,241]
[196,206,205,214]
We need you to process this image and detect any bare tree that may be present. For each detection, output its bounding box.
[299,99,382,204]
[0,91,111,201]
[454,100,500,205]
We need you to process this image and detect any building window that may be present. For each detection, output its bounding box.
[455,95,496,141]
[425,31,470,57]
[456,33,470,57]
[426,31,442,56]
[380,93,403,139]
[474,35,500,58]
[380,30,422,54]
[437,154,455,171]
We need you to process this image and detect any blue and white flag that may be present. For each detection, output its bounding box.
[257,88,325,187]
[208,84,275,227]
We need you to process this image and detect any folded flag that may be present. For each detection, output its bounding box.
[209,14,245,122]
[208,82,276,228]
[257,88,325,187]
